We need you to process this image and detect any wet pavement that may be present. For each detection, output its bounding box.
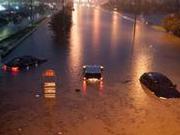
[0,4,180,135]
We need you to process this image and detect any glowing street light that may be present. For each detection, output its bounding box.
[0,4,6,11]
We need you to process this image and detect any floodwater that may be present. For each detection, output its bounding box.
[0,4,180,135]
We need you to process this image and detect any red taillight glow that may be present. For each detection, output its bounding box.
[82,80,87,96]
[2,65,7,70]
[43,69,56,77]
[11,67,19,72]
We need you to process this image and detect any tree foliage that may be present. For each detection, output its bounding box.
[163,14,180,37]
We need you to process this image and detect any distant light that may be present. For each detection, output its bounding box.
[2,65,7,71]
[44,82,56,87]
[113,8,117,11]
[11,67,19,72]
[43,69,56,77]
[15,6,19,10]
[88,78,99,82]
[0,5,6,11]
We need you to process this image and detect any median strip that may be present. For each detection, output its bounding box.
[0,17,46,57]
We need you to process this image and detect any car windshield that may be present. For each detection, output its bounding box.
[1,0,180,134]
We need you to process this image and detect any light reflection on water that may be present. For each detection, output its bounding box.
[92,8,100,49]
[42,70,57,99]
[82,80,104,96]
[44,82,56,99]
[129,23,153,105]
[68,5,132,93]
[69,6,83,79]
[131,23,153,81]
[110,12,120,52]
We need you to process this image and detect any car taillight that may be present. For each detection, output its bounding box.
[11,67,19,72]
[2,65,7,70]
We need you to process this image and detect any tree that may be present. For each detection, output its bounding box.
[162,14,180,37]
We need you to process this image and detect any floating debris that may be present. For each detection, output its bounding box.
[75,89,81,92]
[121,80,132,84]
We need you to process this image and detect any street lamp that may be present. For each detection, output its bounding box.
[30,0,33,25]
[63,0,65,10]
[131,0,137,44]
[132,0,141,44]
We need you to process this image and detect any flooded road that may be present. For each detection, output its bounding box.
[1,5,180,135]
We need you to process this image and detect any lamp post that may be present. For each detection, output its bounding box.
[62,0,66,40]
[132,0,137,44]
[30,0,33,26]
[62,0,65,10]
[7,0,10,14]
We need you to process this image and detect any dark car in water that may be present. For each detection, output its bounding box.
[2,56,47,72]
[140,72,180,98]
[83,65,104,81]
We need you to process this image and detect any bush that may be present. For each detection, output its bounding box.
[162,14,180,37]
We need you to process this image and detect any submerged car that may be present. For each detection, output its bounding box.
[2,56,47,72]
[83,65,104,81]
[140,72,180,98]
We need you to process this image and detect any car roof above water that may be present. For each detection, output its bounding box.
[143,72,173,86]
[6,56,37,66]
[9,56,34,61]
[84,65,102,74]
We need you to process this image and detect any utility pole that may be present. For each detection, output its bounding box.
[30,0,33,26]
[133,14,137,40]
[63,0,65,10]
[62,0,66,42]
[132,0,137,44]
[8,0,10,14]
